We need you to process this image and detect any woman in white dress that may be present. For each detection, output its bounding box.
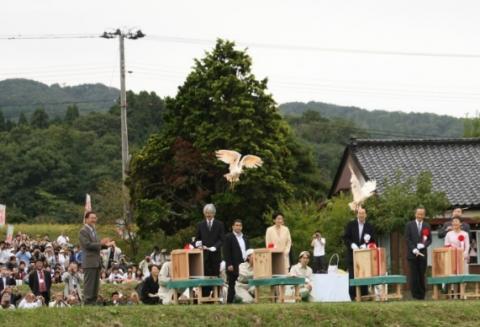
[265,212,292,272]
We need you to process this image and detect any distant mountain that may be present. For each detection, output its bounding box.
[279,101,464,139]
[0,79,119,120]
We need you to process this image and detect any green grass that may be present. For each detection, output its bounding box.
[1,301,480,327]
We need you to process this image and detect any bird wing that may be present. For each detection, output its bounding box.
[215,150,242,171]
[239,155,263,169]
[350,171,364,203]
[361,180,377,197]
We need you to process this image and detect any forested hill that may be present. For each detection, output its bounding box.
[280,101,464,138]
[0,79,119,120]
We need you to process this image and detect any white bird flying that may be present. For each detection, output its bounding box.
[215,150,263,185]
[348,163,376,211]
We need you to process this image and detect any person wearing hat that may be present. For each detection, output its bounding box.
[28,258,52,304]
[235,249,255,303]
[289,251,313,301]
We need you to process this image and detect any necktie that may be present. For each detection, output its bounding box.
[92,228,97,240]
[417,222,421,236]
[208,221,212,231]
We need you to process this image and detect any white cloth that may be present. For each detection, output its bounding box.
[313,238,326,256]
[235,262,255,303]
[56,235,69,246]
[311,274,351,302]
[18,299,42,309]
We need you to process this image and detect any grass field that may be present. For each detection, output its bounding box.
[1,301,480,327]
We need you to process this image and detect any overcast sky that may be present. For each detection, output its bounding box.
[2,0,480,117]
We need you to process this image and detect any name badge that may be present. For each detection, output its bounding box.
[39,279,44,283]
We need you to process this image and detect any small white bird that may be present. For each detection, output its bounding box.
[348,163,376,211]
[215,150,263,186]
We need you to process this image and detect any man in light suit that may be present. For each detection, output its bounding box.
[223,219,249,303]
[79,211,113,305]
[405,207,432,300]
[195,204,225,296]
[343,207,376,300]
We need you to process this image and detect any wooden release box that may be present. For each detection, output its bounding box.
[432,247,464,277]
[354,247,387,278]
[253,248,287,279]
[171,249,204,280]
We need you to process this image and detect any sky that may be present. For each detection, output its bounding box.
[2,0,480,118]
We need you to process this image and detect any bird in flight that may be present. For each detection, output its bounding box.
[348,163,376,211]
[215,150,263,186]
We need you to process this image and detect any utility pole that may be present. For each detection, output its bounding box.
[101,29,145,224]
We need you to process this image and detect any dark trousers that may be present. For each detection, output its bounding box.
[203,251,221,297]
[312,256,325,273]
[348,263,368,300]
[408,257,427,300]
[83,267,101,305]
[226,271,238,303]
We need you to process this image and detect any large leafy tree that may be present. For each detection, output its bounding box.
[130,39,323,237]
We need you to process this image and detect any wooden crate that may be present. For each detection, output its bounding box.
[432,247,464,277]
[354,247,387,278]
[171,249,204,280]
[253,248,287,279]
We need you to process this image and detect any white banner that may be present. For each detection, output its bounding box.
[0,204,5,226]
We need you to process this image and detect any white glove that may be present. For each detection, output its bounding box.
[417,243,425,250]
[351,243,359,250]
[195,241,202,248]
[360,244,367,249]
[208,247,216,252]
[363,234,371,243]
[413,248,419,255]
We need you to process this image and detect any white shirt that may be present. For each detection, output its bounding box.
[0,248,13,264]
[18,298,42,309]
[313,238,326,256]
[357,220,364,241]
[56,235,69,246]
[234,232,247,260]
[416,219,423,235]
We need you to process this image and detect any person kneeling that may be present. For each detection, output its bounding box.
[289,251,313,302]
[235,249,255,304]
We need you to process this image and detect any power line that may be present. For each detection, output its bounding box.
[0,34,100,40]
[0,99,118,108]
[147,34,480,59]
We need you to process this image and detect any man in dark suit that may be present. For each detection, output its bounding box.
[0,267,16,294]
[405,207,432,300]
[343,207,376,300]
[223,219,250,304]
[28,258,52,304]
[195,204,225,296]
[79,211,113,305]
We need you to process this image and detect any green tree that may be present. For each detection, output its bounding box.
[64,105,80,125]
[130,39,322,237]
[18,112,28,125]
[464,113,480,137]
[0,109,5,131]
[30,108,49,129]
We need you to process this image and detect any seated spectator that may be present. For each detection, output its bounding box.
[108,267,125,284]
[1,292,15,310]
[6,255,18,270]
[66,294,80,306]
[44,244,56,268]
[127,292,140,305]
[56,232,70,247]
[0,267,16,293]
[49,292,70,308]
[15,261,28,282]
[16,244,31,265]
[289,251,314,301]
[135,270,144,282]
[110,291,123,306]
[0,241,13,265]
[124,271,136,283]
[18,292,44,309]
[52,270,63,284]
[138,256,151,279]
[57,249,69,270]
[1,286,21,307]
[62,262,83,301]
[100,270,109,284]
[30,248,44,264]
[141,264,160,304]
[235,249,255,304]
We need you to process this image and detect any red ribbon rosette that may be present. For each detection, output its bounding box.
[184,243,193,250]
[368,242,377,249]
[267,243,275,249]
[422,228,430,237]
[458,235,465,242]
